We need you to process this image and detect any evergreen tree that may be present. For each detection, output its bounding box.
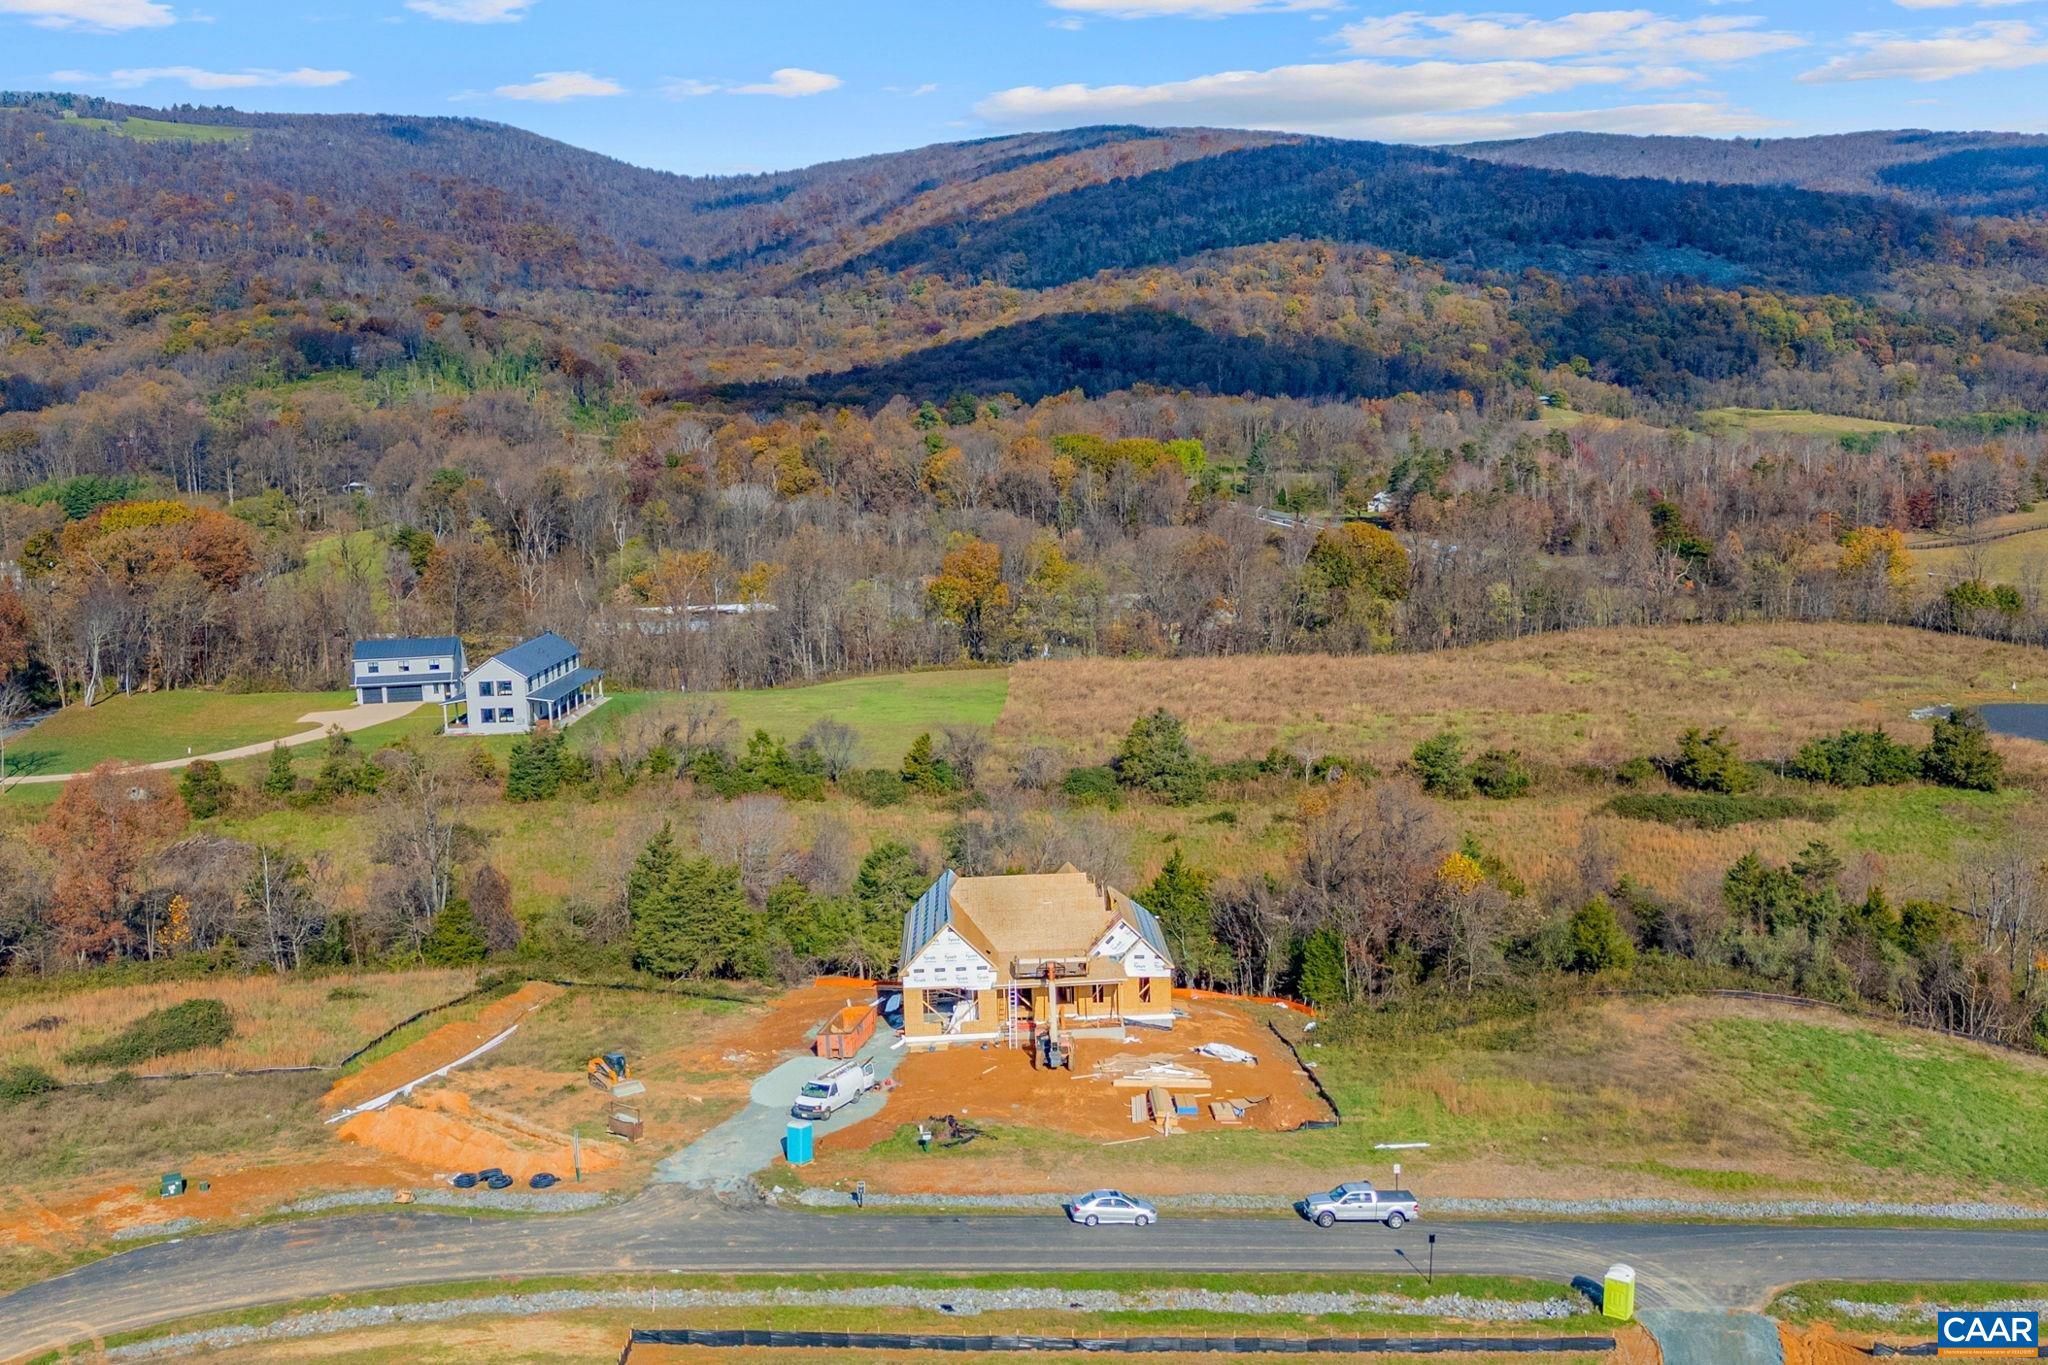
[505,732,563,802]
[1921,709,2004,792]
[179,760,231,819]
[853,840,931,972]
[1468,748,1531,800]
[1671,727,1755,794]
[899,732,955,793]
[1296,928,1348,1006]
[1411,731,1473,798]
[421,898,487,965]
[262,742,296,798]
[1564,897,1636,973]
[1141,849,1223,986]
[627,822,678,926]
[312,728,382,801]
[1113,709,1207,804]
[633,856,756,978]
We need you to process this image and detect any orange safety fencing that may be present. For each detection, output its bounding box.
[1177,986,1318,1017]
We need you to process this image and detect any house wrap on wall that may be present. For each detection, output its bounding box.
[897,864,1175,1048]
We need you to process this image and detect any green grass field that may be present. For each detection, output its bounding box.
[66,115,251,143]
[1,690,353,779]
[298,530,393,613]
[1909,506,2048,586]
[1699,1015,2048,1189]
[1698,407,1917,437]
[682,668,1010,765]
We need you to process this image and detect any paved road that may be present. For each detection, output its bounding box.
[3,700,422,786]
[5,1189,2046,1360]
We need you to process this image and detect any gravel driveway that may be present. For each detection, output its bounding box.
[654,1034,905,1189]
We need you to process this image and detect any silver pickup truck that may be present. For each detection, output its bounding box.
[1299,1181,1420,1229]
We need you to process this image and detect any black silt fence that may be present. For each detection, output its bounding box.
[624,1328,1617,1354]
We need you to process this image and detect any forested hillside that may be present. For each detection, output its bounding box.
[1461,129,2048,213]
[821,139,1958,292]
[2,94,2048,709]
[2,97,2047,1052]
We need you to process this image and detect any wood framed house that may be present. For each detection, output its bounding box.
[897,865,1175,1050]
[350,636,466,706]
[455,631,604,735]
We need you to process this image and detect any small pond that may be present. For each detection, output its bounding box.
[1973,703,2048,743]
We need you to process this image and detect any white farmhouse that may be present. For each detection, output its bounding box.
[458,631,604,736]
[350,636,467,706]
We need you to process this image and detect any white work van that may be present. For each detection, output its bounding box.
[791,1058,876,1120]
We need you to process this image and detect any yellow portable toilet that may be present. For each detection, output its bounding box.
[1602,1263,1636,1321]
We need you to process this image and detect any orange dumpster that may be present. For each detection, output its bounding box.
[815,1001,880,1058]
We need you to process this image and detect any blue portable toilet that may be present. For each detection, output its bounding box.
[784,1119,815,1166]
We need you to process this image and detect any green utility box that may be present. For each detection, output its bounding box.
[160,1172,187,1198]
[1602,1263,1636,1321]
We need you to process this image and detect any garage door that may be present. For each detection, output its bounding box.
[385,685,424,702]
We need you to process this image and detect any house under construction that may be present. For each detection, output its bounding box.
[897,865,1176,1055]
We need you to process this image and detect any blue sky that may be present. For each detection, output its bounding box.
[6,0,2048,174]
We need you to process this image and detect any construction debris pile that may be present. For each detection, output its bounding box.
[1086,1052,1272,1135]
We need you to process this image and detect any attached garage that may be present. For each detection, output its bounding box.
[384,684,425,703]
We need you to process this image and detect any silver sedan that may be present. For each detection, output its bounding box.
[1066,1190,1159,1227]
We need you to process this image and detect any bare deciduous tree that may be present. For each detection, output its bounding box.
[701,794,797,902]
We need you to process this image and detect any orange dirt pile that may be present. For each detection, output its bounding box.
[0,1159,410,1250]
[658,979,872,1078]
[822,995,1329,1154]
[1610,1323,1663,1365]
[336,1088,620,1182]
[1779,1322,1880,1365]
[323,981,565,1114]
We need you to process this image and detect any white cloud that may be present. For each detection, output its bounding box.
[975,57,1639,133]
[1340,10,1805,64]
[53,65,351,88]
[0,0,171,30]
[666,67,842,99]
[1800,21,2048,81]
[494,70,625,101]
[405,0,535,21]
[732,67,842,97]
[1047,0,1341,17]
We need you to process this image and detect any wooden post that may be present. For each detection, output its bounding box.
[573,1134,582,1183]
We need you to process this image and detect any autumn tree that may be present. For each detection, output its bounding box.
[926,535,1009,660]
[0,584,29,680]
[1299,522,1409,646]
[420,535,518,643]
[468,863,521,955]
[35,762,188,963]
[1838,526,1914,619]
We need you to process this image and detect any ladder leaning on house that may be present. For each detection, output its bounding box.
[1003,984,1022,1048]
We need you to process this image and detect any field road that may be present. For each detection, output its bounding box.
[3,700,423,786]
[5,1188,2047,1359]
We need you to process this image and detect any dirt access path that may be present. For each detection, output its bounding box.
[5,700,422,785]
[324,981,564,1116]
